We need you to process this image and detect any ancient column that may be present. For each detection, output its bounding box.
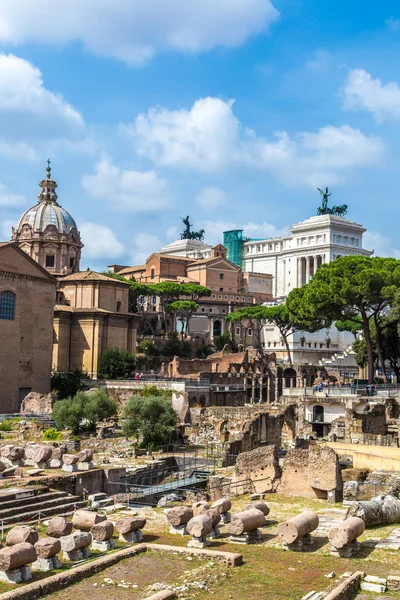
[259,376,264,402]
[305,256,311,283]
[251,377,256,404]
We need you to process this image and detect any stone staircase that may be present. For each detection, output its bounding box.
[0,488,87,525]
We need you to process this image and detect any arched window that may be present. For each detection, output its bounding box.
[0,291,16,320]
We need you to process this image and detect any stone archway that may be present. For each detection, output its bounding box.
[283,367,297,388]
[213,319,222,337]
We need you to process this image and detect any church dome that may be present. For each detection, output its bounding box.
[17,202,77,234]
[16,163,77,234]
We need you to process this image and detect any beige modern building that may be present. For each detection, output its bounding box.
[0,242,57,412]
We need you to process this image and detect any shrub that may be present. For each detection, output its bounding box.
[139,340,159,356]
[0,421,12,432]
[159,332,192,359]
[51,370,86,400]
[122,395,177,448]
[98,348,135,379]
[42,427,63,441]
[52,389,117,435]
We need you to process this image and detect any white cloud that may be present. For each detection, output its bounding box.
[0,0,279,66]
[131,232,162,264]
[199,219,288,245]
[363,230,400,258]
[80,222,124,259]
[196,186,228,210]
[342,68,400,122]
[126,96,385,186]
[0,54,82,126]
[0,183,25,207]
[0,140,37,161]
[0,54,86,158]
[82,156,172,213]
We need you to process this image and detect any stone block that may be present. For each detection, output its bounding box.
[387,576,400,591]
[118,529,144,544]
[77,462,94,471]
[169,524,188,536]
[49,459,63,469]
[220,512,231,524]
[0,569,23,583]
[62,547,90,561]
[360,581,386,593]
[32,556,61,572]
[229,529,263,544]
[91,539,116,552]
[62,463,77,473]
[187,536,210,549]
[208,527,221,539]
[6,526,38,547]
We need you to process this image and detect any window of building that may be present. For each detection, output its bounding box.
[150,268,155,279]
[209,308,212,312]
[247,328,252,336]
[218,295,222,299]
[45,255,55,268]
[116,301,121,312]
[257,245,261,252]
[69,257,74,268]
[230,296,234,300]
[222,308,226,313]
[224,295,228,299]
[201,307,205,312]
[219,273,224,280]
[212,294,216,298]
[235,327,240,335]
[0,290,16,320]
[219,288,224,292]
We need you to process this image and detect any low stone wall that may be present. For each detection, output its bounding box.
[0,543,242,600]
[324,571,364,600]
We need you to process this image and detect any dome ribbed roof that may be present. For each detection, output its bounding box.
[17,202,77,234]
[16,163,78,235]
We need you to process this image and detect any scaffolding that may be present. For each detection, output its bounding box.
[223,229,244,268]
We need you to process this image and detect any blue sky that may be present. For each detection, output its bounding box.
[0,0,400,270]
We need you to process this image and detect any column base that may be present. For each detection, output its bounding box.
[187,536,210,549]
[92,539,116,552]
[32,556,62,572]
[63,547,91,561]
[119,529,143,543]
[220,512,231,524]
[209,527,221,539]
[62,464,78,473]
[0,566,32,583]
[169,524,188,536]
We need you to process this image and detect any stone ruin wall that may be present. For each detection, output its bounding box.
[210,444,343,502]
[189,405,293,454]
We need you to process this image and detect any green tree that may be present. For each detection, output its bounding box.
[53,390,117,434]
[226,306,266,348]
[168,300,199,339]
[98,347,135,379]
[335,318,363,339]
[213,332,234,352]
[151,282,211,333]
[287,256,400,383]
[139,339,159,356]
[122,395,177,447]
[159,331,192,359]
[51,370,86,400]
[260,304,313,364]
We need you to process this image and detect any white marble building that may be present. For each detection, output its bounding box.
[239,214,372,366]
[241,214,371,299]
[159,238,212,259]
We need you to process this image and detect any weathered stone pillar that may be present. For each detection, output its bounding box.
[259,377,264,402]
[267,377,273,403]
[251,377,256,404]
[305,256,311,283]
